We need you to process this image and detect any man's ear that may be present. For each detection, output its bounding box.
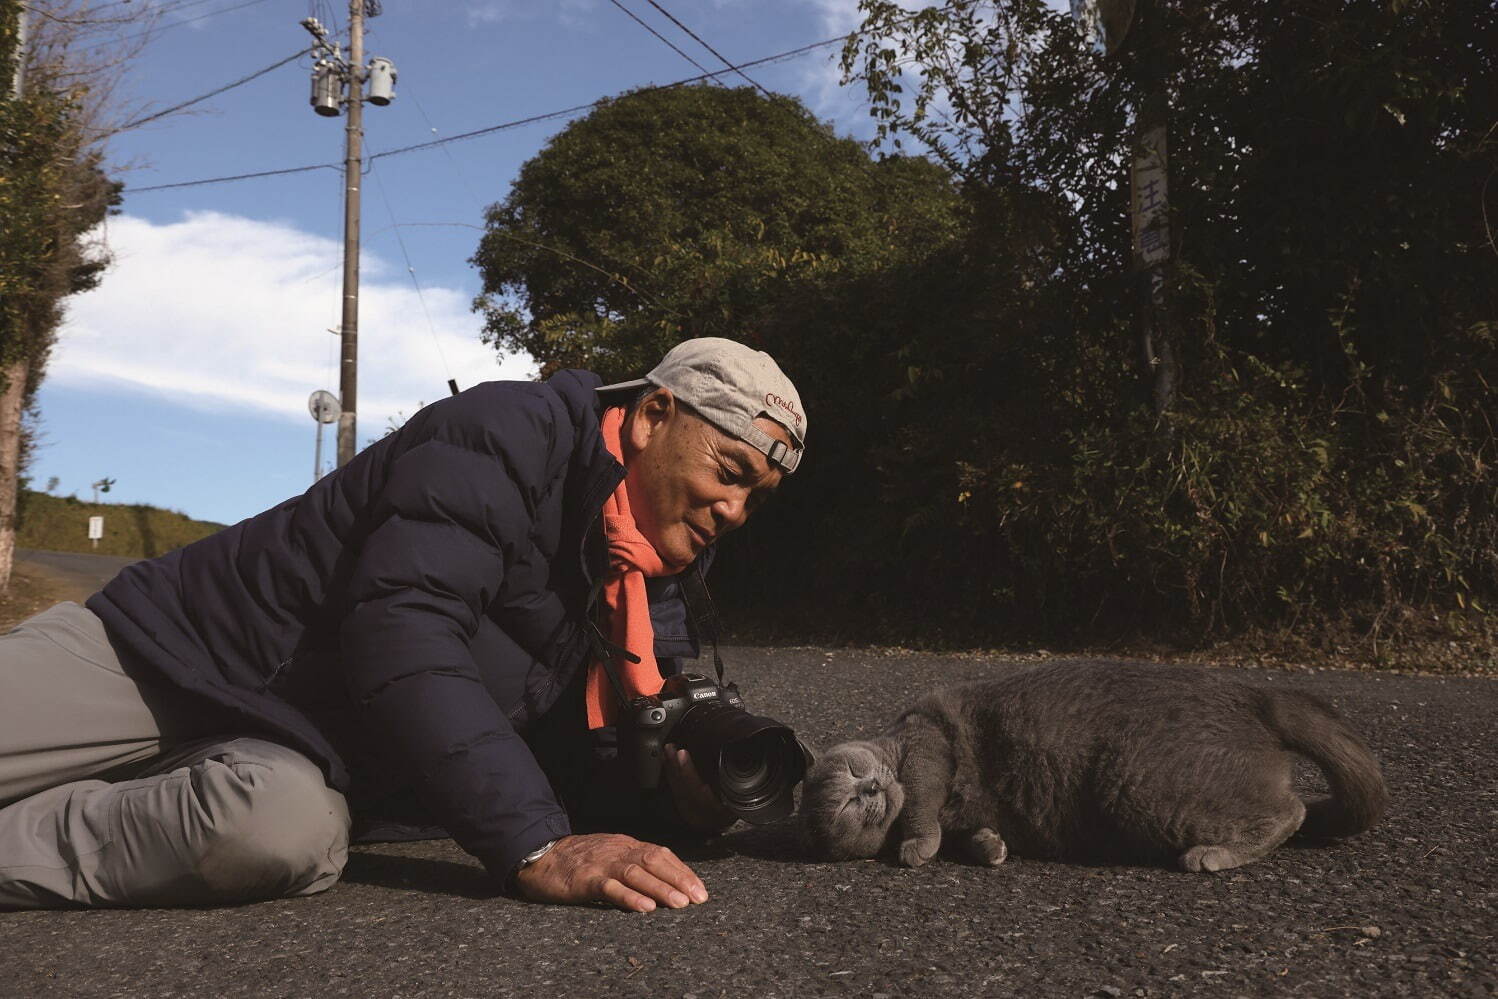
[624,388,675,454]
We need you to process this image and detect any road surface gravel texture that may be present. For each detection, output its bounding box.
[4,645,1494,998]
[14,548,139,599]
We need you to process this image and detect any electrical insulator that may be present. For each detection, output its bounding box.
[311,59,341,117]
[366,57,397,106]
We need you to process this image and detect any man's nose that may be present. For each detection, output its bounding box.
[712,491,749,530]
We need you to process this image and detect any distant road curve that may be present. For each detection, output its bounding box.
[16,548,139,602]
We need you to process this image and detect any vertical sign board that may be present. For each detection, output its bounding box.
[1131,123,1169,271]
[1132,114,1175,414]
[88,515,104,549]
[1076,0,1175,414]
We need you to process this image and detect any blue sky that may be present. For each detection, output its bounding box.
[29,0,917,526]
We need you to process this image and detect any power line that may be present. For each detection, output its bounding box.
[73,0,233,19]
[127,9,957,194]
[604,0,716,80]
[111,0,275,44]
[366,153,454,388]
[113,48,307,133]
[61,0,265,35]
[641,0,771,97]
[364,30,879,162]
[367,101,600,162]
[401,81,487,207]
[144,0,254,18]
[132,161,340,192]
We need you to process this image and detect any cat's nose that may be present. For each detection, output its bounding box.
[857,778,881,796]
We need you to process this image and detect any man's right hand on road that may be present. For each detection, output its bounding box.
[512,833,710,912]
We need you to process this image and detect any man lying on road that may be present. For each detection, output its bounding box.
[0,336,806,913]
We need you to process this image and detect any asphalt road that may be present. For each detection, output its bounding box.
[5,646,1495,998]
[15,547,138,601]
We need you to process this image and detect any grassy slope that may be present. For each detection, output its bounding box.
[0,563,71,632]
[16,490,227,559]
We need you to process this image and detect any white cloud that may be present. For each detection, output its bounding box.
[800,0,867,112]
[794,0,942,140]
[810,0,866,34]
[465,0,596,29]
[555,0,599,32]
[51,211,534,433]
[797,1,1014,152]
[465,3,509,25]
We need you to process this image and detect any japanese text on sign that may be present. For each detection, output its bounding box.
[1131,124,1169,269]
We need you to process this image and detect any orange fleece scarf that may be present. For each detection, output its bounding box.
[585,406,682,729]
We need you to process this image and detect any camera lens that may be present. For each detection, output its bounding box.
[718,730,797,810]
[672,701,810,823]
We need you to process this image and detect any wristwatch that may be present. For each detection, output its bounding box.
[513,838,560,880]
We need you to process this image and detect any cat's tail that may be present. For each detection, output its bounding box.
[1263,689,1387,839]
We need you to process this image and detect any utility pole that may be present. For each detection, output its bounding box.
[302,3,395,467]
[337,0,364,467]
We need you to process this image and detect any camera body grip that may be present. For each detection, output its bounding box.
[624,673,744,792]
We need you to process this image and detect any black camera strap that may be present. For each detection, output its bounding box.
[680,561,728,688]
[585,559,727,709]
[583,575,641,710]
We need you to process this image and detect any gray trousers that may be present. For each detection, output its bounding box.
[0,603,350,909]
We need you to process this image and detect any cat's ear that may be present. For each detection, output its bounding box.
[793,737,818,778]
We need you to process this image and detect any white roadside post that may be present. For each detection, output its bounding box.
[88,516,104,550]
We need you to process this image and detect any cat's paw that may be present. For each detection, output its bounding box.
[967,828,1008,866]
[1180,845,1244,873]
[898,834,940,868]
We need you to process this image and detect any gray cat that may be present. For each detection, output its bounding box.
[800,661,1386,872]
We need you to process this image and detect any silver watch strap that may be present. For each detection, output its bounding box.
[516,838,559,871]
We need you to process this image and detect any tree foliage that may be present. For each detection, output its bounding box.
[476,6,1496,662]
[0,87,117,375]
[0,0,125,592]
[2,2,121,361]
[831,0,1497,655]
[471,84,962,381]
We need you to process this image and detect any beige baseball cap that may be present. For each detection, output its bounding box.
[598,337,807,473]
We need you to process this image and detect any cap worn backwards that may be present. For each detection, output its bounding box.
[597,337,807,474]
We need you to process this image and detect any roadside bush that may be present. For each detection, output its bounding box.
[15,491,224,558]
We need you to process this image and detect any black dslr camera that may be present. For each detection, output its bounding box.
[624,672,812,824]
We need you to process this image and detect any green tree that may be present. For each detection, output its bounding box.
[830,0,1497,653]
[471,84,962,382]
[1,1,124,592]
[471,84,981,619]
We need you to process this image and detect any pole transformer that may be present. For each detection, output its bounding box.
[301,4,397,467]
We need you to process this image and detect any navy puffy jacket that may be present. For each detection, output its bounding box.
[87,370,699,879]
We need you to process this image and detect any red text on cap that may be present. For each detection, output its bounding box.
[765,393,803,428]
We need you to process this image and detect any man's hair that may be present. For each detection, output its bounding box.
[626,385,713,432]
